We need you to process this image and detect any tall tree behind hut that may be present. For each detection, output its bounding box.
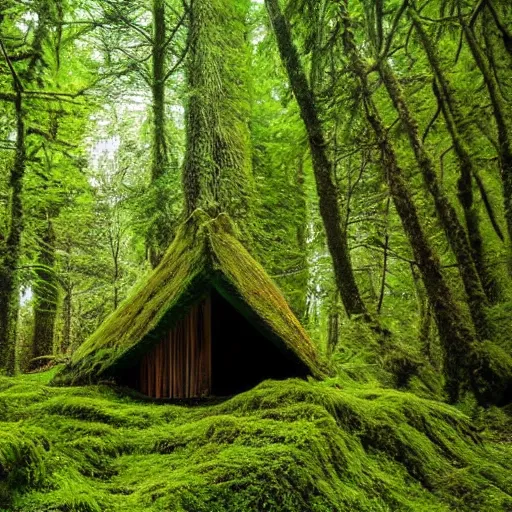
[182,0,254,238]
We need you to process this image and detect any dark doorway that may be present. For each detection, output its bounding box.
[210,290,307,396]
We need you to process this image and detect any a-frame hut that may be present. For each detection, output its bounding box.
[55,211,326,398]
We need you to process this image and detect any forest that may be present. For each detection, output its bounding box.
[1,0,512,510]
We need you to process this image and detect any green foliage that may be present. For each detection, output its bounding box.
[1,372,511,511]
[329,318,443,400]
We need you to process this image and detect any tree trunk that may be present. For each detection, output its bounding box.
[341,0,477,401]
[183,0,253,240]
[0,0,55,374]
[31,219,59,369]
[294,155,309,319]
[377,196,391,314]
[485,0,512,57]
[113,244,120,310]
[0,92,25,375]
[327,290,340,356]
[411,263,434,361]
[265,0,373,323]
[376,59,492,341]
[148,0,171,268]
[61,286,72,355]
[409,7,501,302]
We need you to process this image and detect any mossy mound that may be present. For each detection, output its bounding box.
[0,424,49,505]
[55,211,326,387]
[330,319,444,400]
[1,371,511,511]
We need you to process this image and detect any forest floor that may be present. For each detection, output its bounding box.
[1,369,512,512]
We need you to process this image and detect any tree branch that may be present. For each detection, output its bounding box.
[163,40,189,81]
[0,37,24,93]
[379,0,409,60]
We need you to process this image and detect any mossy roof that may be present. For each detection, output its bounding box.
[55,211,326,385]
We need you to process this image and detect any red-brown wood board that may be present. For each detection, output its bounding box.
[138,297,212,398]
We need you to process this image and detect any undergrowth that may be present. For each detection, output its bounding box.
[1,370,511,511]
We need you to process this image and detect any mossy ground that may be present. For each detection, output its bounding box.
[1,369,511,512]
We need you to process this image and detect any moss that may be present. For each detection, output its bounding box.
[54,212,326,387]
[183,0,254,235]
[328,319,444,401]
[0,423,49,506]
[469,341,512,406]
[3,372,512,511]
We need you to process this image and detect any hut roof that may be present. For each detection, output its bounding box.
[55,211,326,385]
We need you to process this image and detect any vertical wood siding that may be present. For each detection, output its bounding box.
[138,297,212,398]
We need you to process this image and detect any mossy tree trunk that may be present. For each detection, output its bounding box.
[327,290,340,356]
[265,0,374,324]
[183,0,253,239]
[61,287,73,355]
[411,264,435,363]
[409,6,501,303]
[340,0,478,401]
[31,219,59,369]
[376,60,492,341]
[458,4,512,252]
[0,0,57,374]
[0,88,25,376]
[484,0,512,57]
[148,0,173,268]
[294,154,309,319]
[30,101,62,368]
[58,240,73,355]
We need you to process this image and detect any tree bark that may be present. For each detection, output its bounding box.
[31,219,59,368]
[327,290,340,356]
[294,155,309,319]
[61,288,72,355]
[0,0,55,374]
[265,0,373,323]
[148,0,171,268]
[183,0,253,240]
[409,7,501,303]
[0,91,25,375]
[484,0,512,57]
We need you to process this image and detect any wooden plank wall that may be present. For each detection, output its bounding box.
[138,296,212,398]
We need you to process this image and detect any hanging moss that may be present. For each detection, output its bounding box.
[2,371,512,511]
[53,211,326,386]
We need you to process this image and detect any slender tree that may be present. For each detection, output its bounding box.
[408,6,501,302]
[31,218,58,368]
[94,0,185,268]
[0,41,25,374]
[458,2,512,250]
[375,59,492,340]
[147,0,179,267]
[265,0,374,324]
[340,0,488,401]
